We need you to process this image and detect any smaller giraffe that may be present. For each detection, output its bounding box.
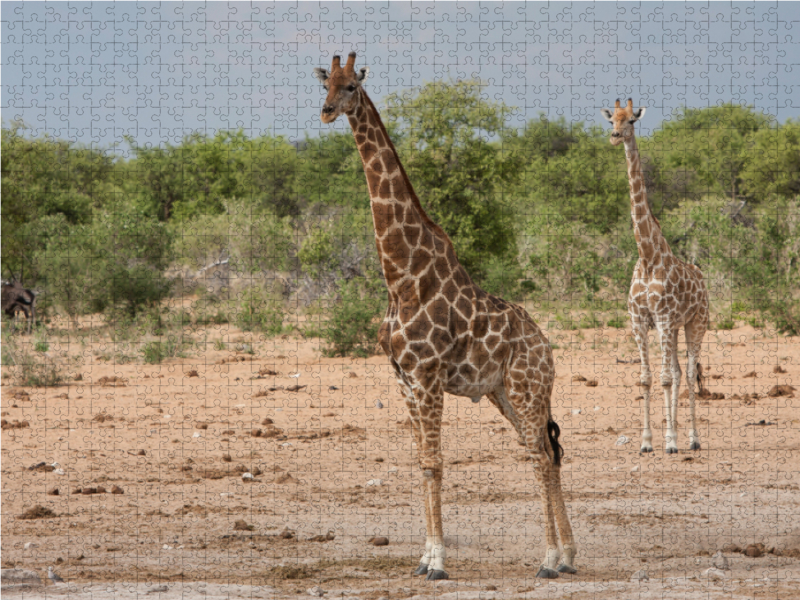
[601,99,709,454]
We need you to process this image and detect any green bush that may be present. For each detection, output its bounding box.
[142,339,188,364]
[235,287,285,336]
[321,280,384,358]
[4,343,64,387]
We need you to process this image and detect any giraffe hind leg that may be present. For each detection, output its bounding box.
[505,387,575,578]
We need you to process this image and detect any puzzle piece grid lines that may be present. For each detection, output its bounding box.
[2,3,799,599]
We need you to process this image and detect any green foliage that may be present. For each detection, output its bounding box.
[320,280,384,357]
[142,339,189,364]
[512,121,630,233]
[3,339,64,387]
[385,80,524,283]
[648,104,774,202]
[686,198,800,335]
[235,287,285,336]
[298,226,336,280]
[606,314,627,329]
[740,119,800,200]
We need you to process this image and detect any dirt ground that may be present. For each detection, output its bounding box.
[2,319,799,599]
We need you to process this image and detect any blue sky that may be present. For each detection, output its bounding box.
[3,1,798,153]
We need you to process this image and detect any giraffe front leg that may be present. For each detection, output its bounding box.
[669,329,682,451]
[396,383,432,577]
[412,386,448,581]
[631,321,653,453]
[686,321,705,451]
[658,326,678,454]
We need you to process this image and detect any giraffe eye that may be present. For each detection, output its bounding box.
[347,85,356,92]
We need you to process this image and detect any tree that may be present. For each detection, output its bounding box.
[740,119,800,201]
[650,104,773,202]
[383,80,524,286]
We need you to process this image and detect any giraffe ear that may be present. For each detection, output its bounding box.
[600,108,614,122]
[632,107,646,121]
[357,67,369,83]
[313,68,330,84]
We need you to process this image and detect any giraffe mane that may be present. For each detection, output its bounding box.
[360,91,456,253]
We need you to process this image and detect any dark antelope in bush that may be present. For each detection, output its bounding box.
[2,280,36,334]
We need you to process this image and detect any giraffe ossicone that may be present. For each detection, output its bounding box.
[602,98,709,455]
[315,51,578,579]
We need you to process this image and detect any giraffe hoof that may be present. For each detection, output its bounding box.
[535,566,559,579]
[425,569,449,581]
[690,442,701,451]
[665,447,678,455]
[557,564,577,574]
[640,445,654,454]
[414,564,429,576]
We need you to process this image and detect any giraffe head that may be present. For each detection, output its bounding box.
[313,52,370,124]
[601,98,646,146]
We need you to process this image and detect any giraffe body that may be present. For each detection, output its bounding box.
[315,53,576,579]
[603,99,709,454]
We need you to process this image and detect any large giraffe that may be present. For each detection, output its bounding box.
[314,53,576,580]
[601,99,709,454]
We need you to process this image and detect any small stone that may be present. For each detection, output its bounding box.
[242,472,254,481]
[704,567,727,580]
[374,399,384,409]
[54,468,65,476]
[744,543,765,558]
[484,584,497,591]
[47,488,59,496]
[307,586,325,597]
[370,536,389,546]
[630,569,649,581]
[571,408,581,415]
[146,585,169,594]
[24,542,39,550]
[279,528,294,539]
[192,432,202,438]
[712,551,730,570]
[615,435,630,446]
[111,485,124,494]
[366,479,383,486]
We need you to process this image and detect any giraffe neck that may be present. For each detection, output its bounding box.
[623,135,671,270]
[346,88,456,290]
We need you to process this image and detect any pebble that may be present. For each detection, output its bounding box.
[370,536,389,546]
[572,408,581,415]
[375,399,384,409]
[192,432,202,438]
[387,467,398,474]
[290,373,300,379]
[366,479,383,487]
[615,435,630,446]
[712,551,730,570]
[146,585,169,594]
[631,465,640,472]
[24,542,39,550]
[704,567,727,580]
[630,569,649,581]
[307,585,325,597]
[54,468,65,476]
[242,472,254,480]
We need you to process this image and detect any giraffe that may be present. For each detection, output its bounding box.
[601,98,709,454]
[314,52,577,580]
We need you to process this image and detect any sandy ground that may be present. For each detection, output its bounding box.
[2,321,799,599]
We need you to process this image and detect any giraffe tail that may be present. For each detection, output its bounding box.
[547,419,564,466]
